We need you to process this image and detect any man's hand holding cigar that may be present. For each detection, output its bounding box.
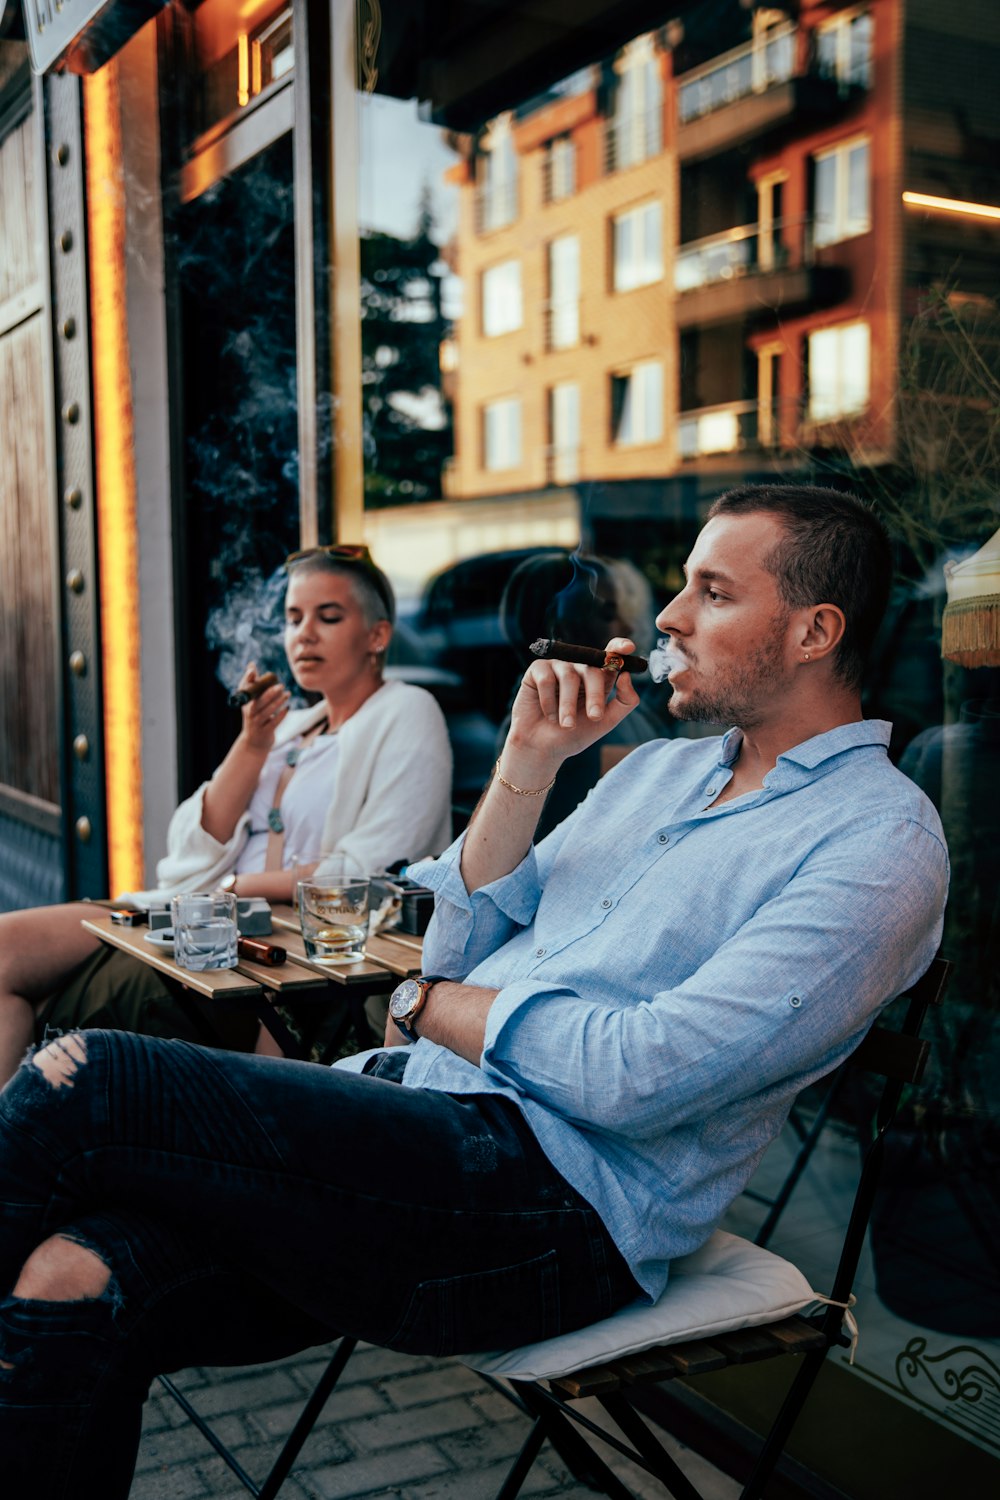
[382,636,642,1062]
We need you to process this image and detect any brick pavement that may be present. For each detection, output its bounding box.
[134,1340,739,1500]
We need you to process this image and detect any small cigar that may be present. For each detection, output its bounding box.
[238,936,287,966]
[229,672,279,707]
[529,639,648,674]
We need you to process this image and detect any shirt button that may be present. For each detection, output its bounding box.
[535,947,545,957]
[601,898,613,909]
[789,995,802,1009]
[658,833,669,844]
[706,786,717,797]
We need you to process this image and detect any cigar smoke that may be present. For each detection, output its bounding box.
[648,637,687,684]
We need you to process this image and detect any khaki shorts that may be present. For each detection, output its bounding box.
[35,945,260,1052]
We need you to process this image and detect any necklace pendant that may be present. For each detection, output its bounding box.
[286,747,300,767]
[267,808,285,834]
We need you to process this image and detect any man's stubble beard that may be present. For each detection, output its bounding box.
[666,614,791,730]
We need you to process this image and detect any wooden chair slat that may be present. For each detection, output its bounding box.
[658,1340,729,1376]
[551,1366,625,1398]
[709,1329,789,1364]
[760,1316,828,1352]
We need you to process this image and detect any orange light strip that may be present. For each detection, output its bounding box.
[902,190,1000,223]
[83,61,145,895]
[238,33,250,106]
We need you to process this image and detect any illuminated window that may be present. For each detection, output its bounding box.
[549,384,581,482]
[808,322,870,420]
[613,201,663,292]
[482,261,522,337]
[547,235,580,349]
[813,138,870,246]
[483,397,522,470]
[816,8,873,90]
[611,361,664,446]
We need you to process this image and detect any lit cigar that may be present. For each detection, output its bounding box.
[229,672,279,707]
[238,936,287,966]
[529,638,648,674]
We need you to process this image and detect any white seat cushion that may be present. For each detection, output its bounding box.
[465,1230,816,1382]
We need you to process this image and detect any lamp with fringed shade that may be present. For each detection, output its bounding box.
[941,527,1000,668]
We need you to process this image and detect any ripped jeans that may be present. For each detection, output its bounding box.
[0,1030,637,1499]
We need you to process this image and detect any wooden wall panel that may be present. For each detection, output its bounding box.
[0,111,37,306]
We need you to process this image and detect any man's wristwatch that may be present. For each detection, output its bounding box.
[388,974,446,1042]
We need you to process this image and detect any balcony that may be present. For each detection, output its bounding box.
[674,218,848,328]
[545,444,581,485]
[603,105,663,175]
[474,181,518,235]
[676,25,843,162]
[678,400,761,460]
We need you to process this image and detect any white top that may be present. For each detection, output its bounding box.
[236,733,342,873]
[119,681,453,903]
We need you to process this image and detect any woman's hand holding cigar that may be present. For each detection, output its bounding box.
[233,665,291,753]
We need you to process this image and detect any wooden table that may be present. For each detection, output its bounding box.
[82,912,397,1060]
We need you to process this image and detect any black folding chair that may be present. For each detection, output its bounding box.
[156,956,949,1500]
[465,956,950,1500]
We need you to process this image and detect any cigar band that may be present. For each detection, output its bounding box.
[603,653,625,673]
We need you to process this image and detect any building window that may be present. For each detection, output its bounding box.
[476,115,518,233]
[549,383,580,483]
[816,8,873,91]
[483,397,522,470]
[544,136,576,202]
[612,201,662,292]
[808,321,870,421]
[481,260,522,337]
[813,138,870,246]
[547,235,580,350]
[607,34,663,172]
[611,360,663,446]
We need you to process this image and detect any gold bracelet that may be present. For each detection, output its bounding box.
[493,759,556,797]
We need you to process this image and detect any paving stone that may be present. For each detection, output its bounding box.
[384,1364,488,1408]
[348,1396,484,1453]
[399,1456,570,1499]
[249,1380,389,1439]
[304,1441,452,1498]
[128,1464,210,1500]
[134,1414,251,1473]
[468,1387,527,1424]
[335,1344,437,1384]
[182,1368,301,1418]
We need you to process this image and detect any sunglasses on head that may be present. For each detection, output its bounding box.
[284,543,394,621]
[285,543,373,566]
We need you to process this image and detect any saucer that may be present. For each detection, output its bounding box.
[143,928,175,955]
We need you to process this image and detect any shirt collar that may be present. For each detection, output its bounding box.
[717,719,891,773]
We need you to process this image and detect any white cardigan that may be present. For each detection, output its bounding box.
[121,681,452,903]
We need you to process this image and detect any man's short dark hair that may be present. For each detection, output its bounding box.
[706,484,892,690]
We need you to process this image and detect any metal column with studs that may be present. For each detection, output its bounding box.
[46,73,109,896]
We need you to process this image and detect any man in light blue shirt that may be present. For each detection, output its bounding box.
[0,486,948,1495]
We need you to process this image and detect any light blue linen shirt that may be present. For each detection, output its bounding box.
[339,721,948,1300]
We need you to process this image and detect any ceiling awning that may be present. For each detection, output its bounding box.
[19,0,703,122]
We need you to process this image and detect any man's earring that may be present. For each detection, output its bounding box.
[803,652,811,661]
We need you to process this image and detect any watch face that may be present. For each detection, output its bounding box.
[389,978,420,1020]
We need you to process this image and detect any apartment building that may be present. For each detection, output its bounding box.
[443,0,999,509]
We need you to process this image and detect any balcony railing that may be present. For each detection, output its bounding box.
[603,105,663,174]
[678,400,759,459]
[544,298,582,352]
[674,216,809,293]
[678,23,796,124]
[545,443,581,485]
[474,181,518,234]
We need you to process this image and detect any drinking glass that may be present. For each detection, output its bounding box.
[171,891,239,972]
[298,866,371,965]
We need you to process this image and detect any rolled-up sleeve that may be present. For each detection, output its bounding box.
[409,836,544,977]
[480,819,948,1138]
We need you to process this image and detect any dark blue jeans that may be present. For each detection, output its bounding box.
[0,1030,637,1499]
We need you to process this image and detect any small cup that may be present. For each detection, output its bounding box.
[298,870,371,965]
[171,891,239,972]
